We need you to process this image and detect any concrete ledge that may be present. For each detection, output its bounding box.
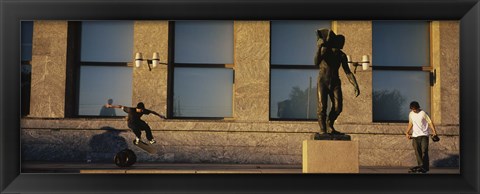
[20,118,459,135]
[303,140,359,173]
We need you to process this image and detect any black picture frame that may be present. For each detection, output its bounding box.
[1,0,479,193]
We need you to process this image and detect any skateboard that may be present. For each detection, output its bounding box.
[408,166,427,173]
[133,140,157,154]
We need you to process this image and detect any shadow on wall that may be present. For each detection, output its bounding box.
[87,126,128,163]
[373,89,406,121]
[433,154,460,167]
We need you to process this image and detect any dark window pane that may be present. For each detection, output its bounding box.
[78,66,132,116]
[81,21,133,62]
[173,67,233,117]
[271,21,330,66]
[21,21,33,61]
[373,70,430,121]
[21,64,32,116]
[372,21,429,67]
[174,21,233,64]
[271,69,323,119]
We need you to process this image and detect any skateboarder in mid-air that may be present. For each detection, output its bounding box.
[107,102,166,145]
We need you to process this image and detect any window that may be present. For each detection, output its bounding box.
[77,21,133,117]
[372,21,431,122]
[270,21,331,120]
[21,21,33,116]
[170,21,234,118]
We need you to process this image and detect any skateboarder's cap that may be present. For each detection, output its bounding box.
[136,102,145,109]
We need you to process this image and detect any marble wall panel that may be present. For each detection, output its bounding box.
[431,21,442,124]
[132,21,169,121]
[336,21,373,124]
[234,21,270,122]
[29,21,68,118]
[439,21,460,125]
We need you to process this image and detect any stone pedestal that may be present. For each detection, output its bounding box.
[302,140,359,173]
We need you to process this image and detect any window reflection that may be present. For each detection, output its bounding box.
[271,69,329,119]
[173,68,233,117]
[81,21,133,63]
[271,21,330,65]
[174,21,233,64]
[78,21,133,117]
[78,66,132,116]
[21,21,33,116]
[372,21,429,67]
[373,71,430,121]
[270,20,331,120]
[172,21,234,118]
[21,21,33,61]
[372,21,431,122]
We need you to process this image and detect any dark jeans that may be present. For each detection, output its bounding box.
[128,120,154,141]
[412,136,429,171]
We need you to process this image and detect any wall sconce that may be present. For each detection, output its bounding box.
[347,55,370,74]
[135,52,167,71]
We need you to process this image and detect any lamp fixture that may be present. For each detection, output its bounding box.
[135,52,167,71]
[347,55,370,74]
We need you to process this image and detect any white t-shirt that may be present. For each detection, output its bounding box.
[409,110,432,137]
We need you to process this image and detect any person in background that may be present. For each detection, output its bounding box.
[99,98,116,116]
[405,101,438,173]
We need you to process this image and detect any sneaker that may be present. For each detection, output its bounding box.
[134,138,140,145]
[409,166,422,171]
[149,139,156,144]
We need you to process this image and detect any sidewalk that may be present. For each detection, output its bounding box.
[22,162,460,174]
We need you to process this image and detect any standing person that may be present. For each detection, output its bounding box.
[107,102,166,145]
[314,28,360,135]
[405,101,438,173]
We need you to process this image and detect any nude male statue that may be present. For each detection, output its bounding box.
[314,29,360,135]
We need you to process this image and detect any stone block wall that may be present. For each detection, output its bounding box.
[21,119,459,167]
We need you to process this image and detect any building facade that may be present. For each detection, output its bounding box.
[21,20,459,167]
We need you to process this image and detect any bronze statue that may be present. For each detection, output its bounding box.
[314,29,360,136]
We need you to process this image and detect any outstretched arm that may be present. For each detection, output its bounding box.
[106,104,132,114]
[106,104,124,109]
[148,110,167,119]
[340,53,360,97]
